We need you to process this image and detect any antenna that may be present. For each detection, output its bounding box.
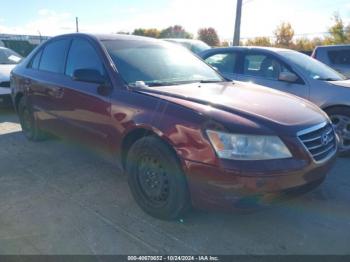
[37,30,42,43]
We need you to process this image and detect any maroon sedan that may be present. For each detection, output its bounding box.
[11,34,337,219]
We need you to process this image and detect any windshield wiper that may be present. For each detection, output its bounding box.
[128,81,181,88]
[198,79,225,83]
[316,77,338,81]
[147,82,179,87]
[128,79,225,88]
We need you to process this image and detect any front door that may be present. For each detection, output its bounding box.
[235,51,309,100]
[27,38,71,134]
[54,37,112,151]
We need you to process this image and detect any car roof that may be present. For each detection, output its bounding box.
[52,33,161,43]
[164,38,205,43]
[199,46,293,56]
[315,44,350,50]
[209,46,291,52]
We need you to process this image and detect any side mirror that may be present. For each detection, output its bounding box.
[278,72,298,83]
[73,69,112,96]
[73,69,106,84]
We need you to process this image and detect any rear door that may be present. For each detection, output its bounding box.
[235,51,309,99]
[54,37,112,151]
[27,38,71,133]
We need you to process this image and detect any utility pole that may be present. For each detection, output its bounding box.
[233,0,243,46]
[37,30,42,43]
[76,17,79,33]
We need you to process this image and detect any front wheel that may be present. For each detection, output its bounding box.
[327,107,350,156]
[126,136,191,220]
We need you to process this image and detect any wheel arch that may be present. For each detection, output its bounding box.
[322,104,350,113]
[120,126,182,170]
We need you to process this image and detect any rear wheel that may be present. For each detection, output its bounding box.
[126,136,191,220]
[326,107,350,156]
[18,97,46,141]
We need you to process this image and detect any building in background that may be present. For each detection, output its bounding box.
[0,34,50,57]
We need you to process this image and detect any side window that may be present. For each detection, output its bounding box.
[39,39,70,74]
[205,53,236,74]
[328,50,350,65]
[243,53,291,80]
[65,39,104,77]
[29,49,43,70]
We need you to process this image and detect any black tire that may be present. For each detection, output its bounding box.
[126,136,191,220]
[18,97,46,141]
[326,106,350,157]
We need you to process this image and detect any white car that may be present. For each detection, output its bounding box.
[0,47,22,107]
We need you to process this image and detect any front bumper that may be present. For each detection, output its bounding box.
[183,154,337,210]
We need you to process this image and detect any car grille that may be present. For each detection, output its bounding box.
[0,81,10,88]
[298,122,337,162]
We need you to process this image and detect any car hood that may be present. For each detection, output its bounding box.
[0,64,16,82]
[137,81,327,136]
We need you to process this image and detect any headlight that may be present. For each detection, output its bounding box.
[206,130,292,160]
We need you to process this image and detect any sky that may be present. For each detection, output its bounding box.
[0,0,350,41]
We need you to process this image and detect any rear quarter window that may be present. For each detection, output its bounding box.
[28,49,43,70]
[39,39,70,74]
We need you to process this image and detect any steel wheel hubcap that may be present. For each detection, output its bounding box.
[330,114,350,152]
[138,155,170,206]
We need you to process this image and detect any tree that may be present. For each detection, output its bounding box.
[198,27,220,46]
[133,28,160,38]
[328,13,348,44]
[311,37,324,47]
[274,22,294,48]
[159,25,192,39]
[221,40,230,47]
[294,38,315,51]
[245,36,272,47]
[346,24,350,42]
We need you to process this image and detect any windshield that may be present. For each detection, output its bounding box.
[0,48,22,65]
[102,40,223,87]
[280,50,346,81]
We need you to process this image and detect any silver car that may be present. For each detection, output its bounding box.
[163,39,211,54]
[200,47,350,155]
[312,45,350,78]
